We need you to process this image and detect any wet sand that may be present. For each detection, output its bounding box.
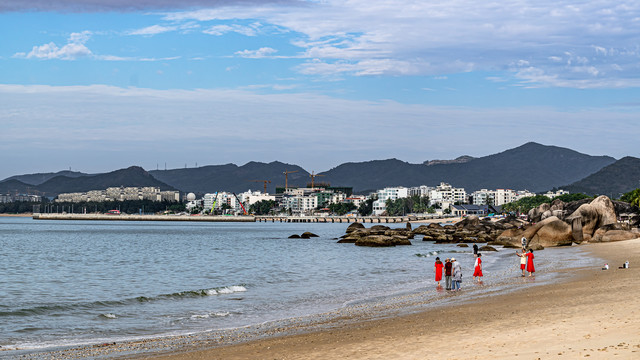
[140,239,640,360]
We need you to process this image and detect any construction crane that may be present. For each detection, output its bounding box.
[283,170,299,190]
[250,179,271,193]
[309,171,325,189]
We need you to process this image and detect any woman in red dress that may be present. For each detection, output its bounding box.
[434,257,444,286]
[473,253,483,282]
[526,249,535,276]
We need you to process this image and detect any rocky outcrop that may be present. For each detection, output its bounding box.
[339,223,413,246]
[498,196,639,249]
[479,245,498,252]
[355,235,411,247]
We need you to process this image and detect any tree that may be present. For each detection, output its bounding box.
[358,197,376,216]
[621,188,640,207]
[502,195,551,213]
[249,200,277,215]
[328,202,356,215]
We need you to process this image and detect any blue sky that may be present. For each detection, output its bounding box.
[1,0,640,180]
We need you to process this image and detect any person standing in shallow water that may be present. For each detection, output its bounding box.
[473,253,483,282]
[434,257,444,287]
[473,244,478,257]
[452,258,462,291]
[525,249,535,276]
[516,248,527,277]
[444,258,453,290]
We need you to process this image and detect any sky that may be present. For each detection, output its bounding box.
[1,0,640,180]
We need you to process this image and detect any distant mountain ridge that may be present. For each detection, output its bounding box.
[0,166,173,197]
[0,143,625,197]
[563,156,640,196]
[318,142,615,193]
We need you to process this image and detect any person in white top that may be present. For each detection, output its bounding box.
[516,248,527,277]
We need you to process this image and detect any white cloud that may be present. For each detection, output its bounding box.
[129,24,178,36]
[161,0,640,88]
[235,47,277,58]
[203,23,260,36]
[18,31,93,60]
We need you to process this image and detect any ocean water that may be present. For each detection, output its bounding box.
[0,217,598,356]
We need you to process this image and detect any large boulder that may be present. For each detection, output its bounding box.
[528,203,551,223]
[590,195,617,227]
[301,232,319,238]
[528,218,573,248]
[355,235,411,247]
[346,222,365,233]
[593,230,639,242]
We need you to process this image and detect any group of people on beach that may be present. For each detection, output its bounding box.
[433,237,536,289]
[433,257,462,291]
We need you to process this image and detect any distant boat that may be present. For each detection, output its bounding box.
[106,209,121,215]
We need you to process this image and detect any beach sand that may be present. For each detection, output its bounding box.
[139,239,640,360]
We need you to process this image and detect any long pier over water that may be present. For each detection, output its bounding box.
[32,213,443,223]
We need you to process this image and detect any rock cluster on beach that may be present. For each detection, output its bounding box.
[337,222,413,247]
[497,195,640,249]
[338,216,524,247]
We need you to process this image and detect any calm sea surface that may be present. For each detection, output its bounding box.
[0,217,598,355]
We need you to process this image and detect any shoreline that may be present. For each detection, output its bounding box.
[14,239,639,359]
[143,240,640,360]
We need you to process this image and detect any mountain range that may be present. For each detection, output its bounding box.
[2,142,637,197]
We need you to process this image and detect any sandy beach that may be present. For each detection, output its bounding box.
[137,239,640,360]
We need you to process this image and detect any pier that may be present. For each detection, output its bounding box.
[32,213,256,222]
[32,213,446,223]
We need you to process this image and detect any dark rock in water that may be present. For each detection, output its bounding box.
[479,245,498,252]
[288,234,301,239]
[457,243,469,247]
[300,233,311,239]
[302,232,319,238]
[337,238,357,243]
[371,225,391,232]
[346,222,365,233]
[355,234,411,247]
[406,222,412,230]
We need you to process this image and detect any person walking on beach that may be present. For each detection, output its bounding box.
[473,253,483,282]
[525,249,535,276]
[434,257,444,287]
[452,258,462,291]
[444,258,453,290]
[521,236,527,249]
[473,244,478,257]
[516,248,527,276]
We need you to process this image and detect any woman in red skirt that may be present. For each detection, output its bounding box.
[473,253,483,282]
[526,249,535,276]
[434,257,444,286]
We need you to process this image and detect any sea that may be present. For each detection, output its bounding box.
[0,217,600,357]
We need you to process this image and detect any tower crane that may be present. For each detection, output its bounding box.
[309,171,325,189]
[283,170,299,190]
[249,179,271,193]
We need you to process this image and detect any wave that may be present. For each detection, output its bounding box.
[0,285,247,318]
[415,251,439,257]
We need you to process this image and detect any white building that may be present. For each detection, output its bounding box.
[408,185,433,197]
[283,194,318,215]
[429,183,466,206]
[56,186,179,203]
[372,187,409,215]
[543,189,569,199]
[203,192,245,214]
[344,195,367,208]
[472,188,540,206]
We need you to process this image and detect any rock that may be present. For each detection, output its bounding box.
[479,245,498,252]
[300,233,311,239]
[288,234,301,239]
[346,222,365,233]
[598,230,639,242]
[355,235,396,247]
[528,203,551,223]
[428,223,442,229]
[590,195,617,227]
[337,236,358,243]
[301,232,319,238]
[371,225,391,232]
[457,243,469,247]
[529,218,573,248]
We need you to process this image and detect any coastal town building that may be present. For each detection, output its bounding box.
[56,187,180,203]
[0,193,42,203]
[543,189,569,198]
[408,185,433,197]
[203,192,246,214]
[372,187,409,215]
[471,188,538,206]
[429,182,467,206]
